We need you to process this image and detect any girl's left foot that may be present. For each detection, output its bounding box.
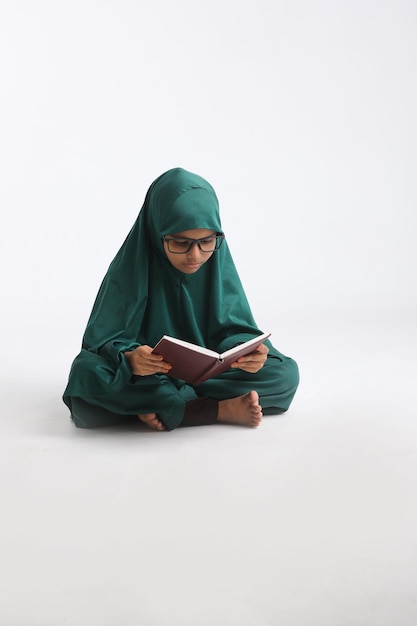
[217,390,263,427]
[138,413,166,431]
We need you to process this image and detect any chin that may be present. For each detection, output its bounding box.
[182,265,202,273]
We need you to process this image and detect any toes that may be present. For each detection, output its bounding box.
[149,417,165,431]
[139,413,155,423]
[139,414,165,430]
[253,415,262,427]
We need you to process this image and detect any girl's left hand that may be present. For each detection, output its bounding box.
[230,343,269,373]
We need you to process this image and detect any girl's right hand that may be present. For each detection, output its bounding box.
[124,345,172,376]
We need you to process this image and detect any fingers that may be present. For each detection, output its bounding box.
[231,361,263,372]
[138,346,169,366]
[231,343,269,373]
[139,358,172,375]
[125,345,172,376]
[136,361,172,375]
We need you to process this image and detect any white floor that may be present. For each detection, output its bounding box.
[1,314,416,626]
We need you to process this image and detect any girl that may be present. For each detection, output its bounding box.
[63,168,299,430]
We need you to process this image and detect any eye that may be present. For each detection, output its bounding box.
[173,239,189,247]
[200,238,214,245]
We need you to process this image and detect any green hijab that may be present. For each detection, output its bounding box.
[64,168,275,402]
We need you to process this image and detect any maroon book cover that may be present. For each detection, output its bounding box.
[152,333,270,385]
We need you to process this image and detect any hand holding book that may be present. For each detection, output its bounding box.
[124,345,173,376]
[230,342,269,373]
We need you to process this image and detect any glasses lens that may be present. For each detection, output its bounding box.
[167,239,193,253]
[199,236,218,252]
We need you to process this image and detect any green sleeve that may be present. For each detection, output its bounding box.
[98,339,141,370]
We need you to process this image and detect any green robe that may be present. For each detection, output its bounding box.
[63,168,299,429]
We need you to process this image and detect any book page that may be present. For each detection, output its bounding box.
[154,335,219,358]
[220,332,270,360]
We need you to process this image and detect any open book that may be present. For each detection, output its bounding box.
[152,332,270,385]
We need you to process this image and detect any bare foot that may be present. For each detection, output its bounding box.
[217,390,262,428]
[138,413,166,431]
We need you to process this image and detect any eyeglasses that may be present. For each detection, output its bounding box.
[162,234,225,254]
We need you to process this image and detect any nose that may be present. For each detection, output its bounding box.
[187,241,203,259]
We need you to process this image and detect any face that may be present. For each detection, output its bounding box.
[163,228,217,274]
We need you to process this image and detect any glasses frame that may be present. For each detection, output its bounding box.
[162,233,225,254]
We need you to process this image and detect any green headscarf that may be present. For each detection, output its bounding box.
[64,168,275,405]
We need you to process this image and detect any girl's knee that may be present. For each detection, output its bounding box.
[286,357,300,390]
[268,355,299,389]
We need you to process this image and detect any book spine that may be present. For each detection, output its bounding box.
[192,359,223,386]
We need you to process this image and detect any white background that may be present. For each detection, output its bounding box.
[1,1,416,625]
